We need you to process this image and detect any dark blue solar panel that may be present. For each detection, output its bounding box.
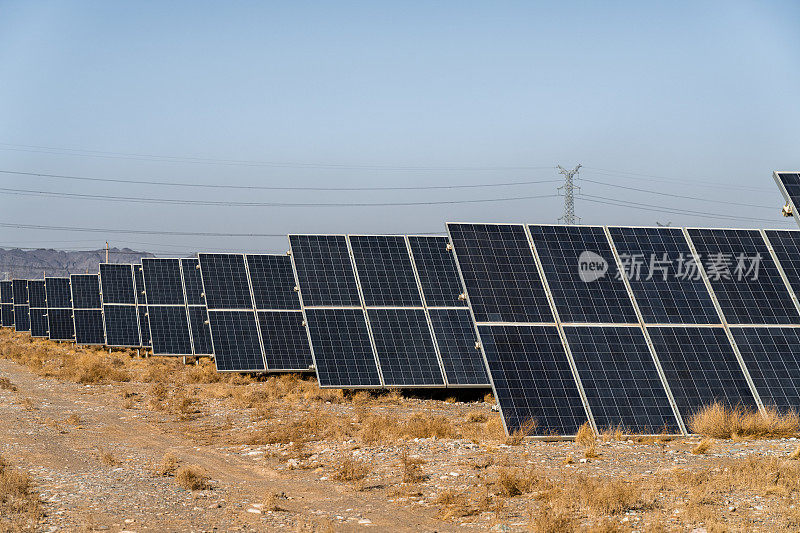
[180,258,205,306]
[103,305,141,347]
[45,278,71,308]
[428,308,489,386]
[47,308,74,340]
[99,264,136,305]
[29,308,48,337]
[367,308,443,386]
[73,309,105,345]
[138,306,151,347]
[12,280,28,305]
[730,327,800,413]
[198,254,253,309]
[529,225,638,324]
[407,236,467,308]
[141,259,184,305]
[246,254,300,310]
[0,281,12,304]
[188,305,213,355]
[305,308,381,387]
[764,230,800,298]
[134,266,146,303]
[288,235,361,307]
[208,310,265,372]
[608,227,720,324]
[776,172,800,211]
[133,266,150,346]
[1,304,14,327]
[257,311,314,371]
[148,305,193,355]
[687,229,799,325]
[13,306,29,332]
[478,324,588,435]
[647,326,757,421]
[564,325,680,434]
[70,275,101,309]
[349,236,422,307]
[447,224,554,323]
[27,280,46,308]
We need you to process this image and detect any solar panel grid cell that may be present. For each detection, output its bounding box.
[147,305,193,355]
[180,258,205,306]
[12,280,28,305]
[0,281,12,304]
[13,305,30,332]
[428,308,489,386]
[73,309,105,344]
[776,173,800,213]
[29,307,49,337]
[103,305,141,347]
[246,254,300,310]
[188,305,213,355]
[45,278,72,308]
[207,310,265,371]
[197,254,252,309]
[257,311,314,370]
[27,280,47,308]
[47,308,74,340]
[99,264,136,304]
[141,258,184,305]
[407,236,467,308]
[288,235,362,307]
[70,275,101,309]
[1,305,14,327]
[349,236,422,308]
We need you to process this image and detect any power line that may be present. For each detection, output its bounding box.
[0,143,554,171]
[0,184,561,208]
[582,166,770,193]
[0,169,561,191]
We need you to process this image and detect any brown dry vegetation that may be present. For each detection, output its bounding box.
[175,465,211,491]
[689,402,800,439]
[0,455,41,532]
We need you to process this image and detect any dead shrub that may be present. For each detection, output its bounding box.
[175,465,211,491]
[65,414,82,426]
[689,402,799,439]
[400,450,426,483]
[0,377,17,391]
[790,444,800,460]
[332,456,370,483]
[262,492,289,512]
[600,425,625,442]
[403,413,456,439]
[496,467,544,497]
[155,452,179,476]
[572,475,651,515]
[584,443,600,459]
[465,410,488,423]
[529,504,577,533]
[433,490,480,520]
[99,449,119,466]
[506,417,538,445]
[692,438,713,455]
[0,455,41,528]
[72,355,129,384]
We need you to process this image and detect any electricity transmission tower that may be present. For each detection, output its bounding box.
[557,164,581,224]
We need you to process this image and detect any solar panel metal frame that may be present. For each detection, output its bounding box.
[28,280,48,338]
[0,281,13,327]
[70,274,105,345]
[288,234,384,388]
[141,258,194,356]
[198,253,266,372]
[773,171,800,231]
[12,280,30,333]
[45,277,74,341]
[180,258,213,356]
[99,263,142,348]
[133,265,151,347]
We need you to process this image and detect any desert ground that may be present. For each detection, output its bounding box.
[2,328,800,532]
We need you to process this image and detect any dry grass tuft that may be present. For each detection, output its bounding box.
[584,443,600,459]
[0,376,18,391]
[433,490,481,520]
[155,452,180,476]
[496,467,542,496]
[506,417,538,445]
[689,402,800,439]
[400,450,426,483]
[98,449,119,466]
[529,504,577,533]
[65,414,82,426]
[692,438,713,455]
[0,455,41,530]
[575,422,596,446]
[175,465,211,491]
[790,444,800,460]
[19,398,35,411]
[465,410,488,423]
[262,492,289,512]
[332,456,370,483]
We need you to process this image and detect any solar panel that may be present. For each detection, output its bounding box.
[349,236,422,307]
[304,308,382,388]
[607,226,720,324]
[29,308,48,337]
[288,235,361,307]
[407,235,467,308]
[45,277,72,308]
[0,281,13,327]
[687,229,800,325]
[730,327,800,413]
[0,281,12,304]
[257,311,314,371]
[647,326,758,422]
[138,306,151,346]
[427,308,489,386]
[1,305,14,327]
[367,308,444,386]
[207,310,265,372]
[103,305,141,347]
[99,264,136,304]
[564,325,680,434]
[133,266,150,347]
[246,254,300,310]
[180,258,205,306]
[147,305,193,355]
[763,230,800,296]
[12,280,28,306]
[187,305,213,356]
[447,224,553,323]
[478,324,588,436]
[528,225,638,324]
[141,258,184,305]
[47,308,74,341]
[73,309,105,345]
[27,280,46,308]
[70,274,102,309]
[13,305,30,332]
[197,253,253,309]
[774,172,800,228]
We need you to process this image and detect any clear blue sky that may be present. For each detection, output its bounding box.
[0,1,798,255]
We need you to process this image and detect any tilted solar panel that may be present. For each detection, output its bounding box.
[99,264,136,304]
[134,266,150,347]
[138,306,151,347]
[1,305,14,327]
[367,308,444,386]
[27,280,46,308]
[180,258,205,306]
[14,305,30,332]
[0,281,13,327]
[407,235,467,308]
[147,305,193,355]
[207,310,265,372]
[529,225,638,324]
[197,253,253,310]
[447,224,553,323]
[70,275,101,309]
[47,308,74,341]
[257,311,313,371]
[349,236,422,307]
[12,279,28,306]
[564,325,680,434]
[45,277,72,308]
[141,258,184,305]
[687,229,800,325]
[607,227,720,324]
[0,281,12,304]
[647,326,758,422]
[246,254,300,310]
[73,309,105,345]
[730,327,800,413]
[304,308,382,388]
[29,308,48,337]
[187,305,213,356]
[774,172,800,228]
[478,324,588,436]
[764,230,800,297]
[141,259,193,355]
[428,308,489,386]
[288,235,361,307]
[103,305,141,347]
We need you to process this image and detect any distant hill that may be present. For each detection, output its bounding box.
[0,247,156,280]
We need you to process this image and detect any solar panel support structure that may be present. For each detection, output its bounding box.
[286,249,321,376]
[773,171,800,230]
[682,228,766,414]
[603,226,688,435]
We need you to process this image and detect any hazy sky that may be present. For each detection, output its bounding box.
[1,1,798,256]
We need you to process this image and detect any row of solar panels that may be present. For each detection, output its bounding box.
[6,223,800,437]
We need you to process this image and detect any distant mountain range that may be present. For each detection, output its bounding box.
[0,247,156,280]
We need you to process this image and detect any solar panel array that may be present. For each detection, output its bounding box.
[290,234,487,388]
